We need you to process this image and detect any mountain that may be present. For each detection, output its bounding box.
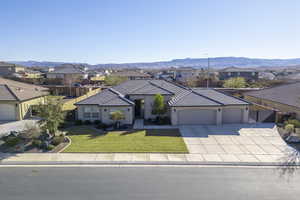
[8,57,300,69]
[10,61,90,67]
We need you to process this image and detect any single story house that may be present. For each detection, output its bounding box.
[0,77,49,121]
[244,82,300,120]
[75,80,249,125]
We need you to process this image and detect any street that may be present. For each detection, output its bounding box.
[0,166,299,200]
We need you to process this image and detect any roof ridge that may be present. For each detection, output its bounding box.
[191,89,224,105]
[213,89,250,104]
[148,81,174,94]
[4,84,20,101]
[168,90,192,106]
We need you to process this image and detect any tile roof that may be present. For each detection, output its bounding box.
[75,88,134,106]
[77,79,249,107]
[244,82,300,108]
[0,77,48,101]
[193,89,249,105]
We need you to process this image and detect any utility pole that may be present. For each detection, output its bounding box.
[206,57,210,88]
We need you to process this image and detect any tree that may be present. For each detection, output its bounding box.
[104,75,128,86]
[110,110,125,128]
[36,97,65,135]
[152,94,167,117]
[223,77,247,88]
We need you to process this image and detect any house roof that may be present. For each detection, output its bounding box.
[48,65,86,74]
[75,88,134,106]
[111,71,151,77]
[244,82,300,108]
[76,79,249,107]
[0,77,48,101]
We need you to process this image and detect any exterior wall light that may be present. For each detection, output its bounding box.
[218,108,221,112]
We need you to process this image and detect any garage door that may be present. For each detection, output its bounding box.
[177,109,216,125]
[0,104,16,121]
[222,108,243,124]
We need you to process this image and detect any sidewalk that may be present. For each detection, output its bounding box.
[1,151,299,166]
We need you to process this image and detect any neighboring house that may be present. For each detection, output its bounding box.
[47,64,88,85]
[219,67,259,81]
[0,77,49,121]
[75,80,249,125]
[110,70,151,80]
[175,67,199,82]
[244,82,300,120]
[0,62,25,76]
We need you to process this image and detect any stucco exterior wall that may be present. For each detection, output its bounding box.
[245,95,300,120]
[18,96,46,120]
[129,94,172,119]
[77,105,133,125]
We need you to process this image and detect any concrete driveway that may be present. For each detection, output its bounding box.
[179,123,295,163]
[0,119,39,138]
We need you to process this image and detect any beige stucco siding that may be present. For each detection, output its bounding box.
[245,95,300,120]
[77,105,133,125]
[0,96,45,121]
[17,96,46,120]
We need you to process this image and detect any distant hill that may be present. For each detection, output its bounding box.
[9,61,90,67]
[8,57,300,69]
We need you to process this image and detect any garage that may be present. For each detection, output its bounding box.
[0,104,16,121]
[177,109,216,125]
[222,108,243,124]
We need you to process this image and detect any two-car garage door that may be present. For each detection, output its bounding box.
[0,104,16,121]
[176,107,244,125]
[177,109,216,125]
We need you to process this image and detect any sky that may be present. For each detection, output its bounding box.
[0,0,300,64]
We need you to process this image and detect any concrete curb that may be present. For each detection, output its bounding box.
[1,160,300,167]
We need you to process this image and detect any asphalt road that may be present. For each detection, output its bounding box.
[0,166,299,200]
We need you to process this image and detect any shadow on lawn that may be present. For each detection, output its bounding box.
[119,129,182,137]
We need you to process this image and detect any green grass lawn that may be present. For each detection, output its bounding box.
[63,126,188,153]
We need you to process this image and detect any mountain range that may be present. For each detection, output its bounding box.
[9,57,300,69]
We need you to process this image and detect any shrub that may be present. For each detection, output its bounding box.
[84,120,91,125]
[285,124,295,133]
[5,137,21,147]
[285,119,300,128]
[94,120,101,125]
[97,123,108,130]
[52,135,65,146]
[47,144,55,151]
[75,120,83,125]
[32,139,42,148]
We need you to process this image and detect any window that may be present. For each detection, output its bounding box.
[92,112,99,118]
[83,113,91,118]
[228,72,231,76]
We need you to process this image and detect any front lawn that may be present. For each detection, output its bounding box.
[63,126,188,153]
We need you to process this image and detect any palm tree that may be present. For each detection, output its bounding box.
[110,110,125,128]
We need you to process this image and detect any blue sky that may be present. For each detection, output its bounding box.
[0,0,300,64]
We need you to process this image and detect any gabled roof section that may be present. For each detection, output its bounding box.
[75,88,134,106]
[0,77,48,101]
[169,90,222,107]
[128,81,174,95]
[193,89,249,105]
